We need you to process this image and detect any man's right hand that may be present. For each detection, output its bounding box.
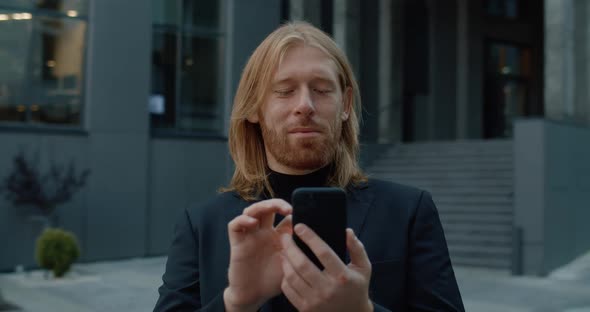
[224,199,293,312]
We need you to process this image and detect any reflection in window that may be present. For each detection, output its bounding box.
[150,0,225,134]
[0,1,87,126]
[488,43,531,77]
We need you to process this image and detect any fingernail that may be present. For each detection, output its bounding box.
[294,224,305,235]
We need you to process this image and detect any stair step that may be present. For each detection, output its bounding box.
[436,204,513,214]
[450,255,512,269]
[374,165,513,173]
[384,149,514,163]
[449,244,512,255]
[442,223,513,235]
[396,140,511,148]
[438,209,513,217]
[445,233,513,246]
[373,180,513,190]
[373,157,513,167]
[440,213,513,225]
[386,150,513,157]
[434,197,512,206]
[393,139,511,149]
[375,172,513,180]
[430,189,513,197]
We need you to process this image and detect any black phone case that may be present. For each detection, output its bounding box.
[291,187,347,270]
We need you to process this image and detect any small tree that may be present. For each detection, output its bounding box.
[0,150,90,226]
[35,228,80,278]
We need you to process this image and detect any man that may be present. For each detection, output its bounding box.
[154,22,464,312]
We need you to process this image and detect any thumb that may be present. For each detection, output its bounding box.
[346,228,371,271]
[275,215,293,236]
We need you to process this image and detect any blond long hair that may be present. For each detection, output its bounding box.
[222,21,366,201]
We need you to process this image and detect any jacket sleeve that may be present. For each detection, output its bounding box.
[154,208,226,312]
[406,191,465,311]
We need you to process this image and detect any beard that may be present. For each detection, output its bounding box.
[260,117,340,171]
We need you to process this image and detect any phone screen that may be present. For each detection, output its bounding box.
[291,187,347,270]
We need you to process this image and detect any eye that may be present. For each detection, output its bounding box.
[274,89,293,97]
[313,88,332,95]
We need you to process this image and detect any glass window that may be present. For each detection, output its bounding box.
[0,1,88,126]
[150,0,225,134]
[486,0,519,19]
[34,0,88,16]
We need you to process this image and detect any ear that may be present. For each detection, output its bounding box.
[341,86,352,121]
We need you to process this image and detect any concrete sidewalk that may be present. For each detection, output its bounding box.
[1,256,589,312]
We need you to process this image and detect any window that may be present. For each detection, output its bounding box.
[0,0,88,126]
[150,0,225,134]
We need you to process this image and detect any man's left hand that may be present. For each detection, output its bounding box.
[279,225,374,312]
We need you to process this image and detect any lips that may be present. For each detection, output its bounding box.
[288,127,321,134]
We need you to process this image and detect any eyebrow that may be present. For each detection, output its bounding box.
[272,72,338,86]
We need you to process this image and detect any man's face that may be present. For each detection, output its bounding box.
[252,44,350,174]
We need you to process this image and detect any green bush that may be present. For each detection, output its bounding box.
[35,228,80,278]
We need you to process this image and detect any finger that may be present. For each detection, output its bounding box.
[227,215,259,244]
[346,228,371,271]
[243,199,292,228]
[280,234,327,287]
[243,199,292,218]
[293,223,348,276]
[275,215,293,236]
[281,253,314,297]
[281,277,305,311]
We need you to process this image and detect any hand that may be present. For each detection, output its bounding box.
[224,199,293,312]
[279,224,373,312]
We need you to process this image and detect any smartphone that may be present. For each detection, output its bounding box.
[291,187,347,270]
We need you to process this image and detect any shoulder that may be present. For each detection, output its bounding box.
[364,178,427,202]
[184,191,248,227]
[356,178,433,217]
[366,178,424,196]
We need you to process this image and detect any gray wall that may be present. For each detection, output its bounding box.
[147,140,231,255]
[83,0,151,261]
[514,118,590,275]
[543,121,590,272]
[514,119,546,275]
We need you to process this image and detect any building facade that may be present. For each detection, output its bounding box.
[0,0,589,276]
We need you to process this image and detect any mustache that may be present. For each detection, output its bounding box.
[286,116,324,130]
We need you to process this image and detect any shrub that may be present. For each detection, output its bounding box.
[35,228,80,278]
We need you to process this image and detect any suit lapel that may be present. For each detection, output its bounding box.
[346,182,374,238]
[223,193,254,224]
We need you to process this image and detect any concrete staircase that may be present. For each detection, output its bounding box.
[367,140,514,270]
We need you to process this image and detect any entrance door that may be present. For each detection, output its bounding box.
[483,41,531,138]
[481,0,543,138]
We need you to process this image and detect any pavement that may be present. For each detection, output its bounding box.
[1,254,589,312]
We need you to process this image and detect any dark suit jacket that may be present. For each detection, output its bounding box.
[154,179,465,311]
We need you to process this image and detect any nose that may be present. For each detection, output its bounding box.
[294,86,315,116]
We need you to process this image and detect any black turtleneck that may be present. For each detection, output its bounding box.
[266,164,332,203]
[265,164,332,312]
